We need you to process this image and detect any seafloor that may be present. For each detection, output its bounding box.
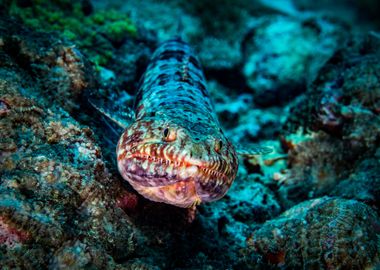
[0,0,380,269]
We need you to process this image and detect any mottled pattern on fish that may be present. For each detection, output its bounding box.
[117,38,238,207]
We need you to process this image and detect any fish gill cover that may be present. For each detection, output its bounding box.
[0,0,379,269]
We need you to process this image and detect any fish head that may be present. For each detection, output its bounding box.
[116,119,238,208]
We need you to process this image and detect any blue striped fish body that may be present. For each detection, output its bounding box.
[117,39,239,207]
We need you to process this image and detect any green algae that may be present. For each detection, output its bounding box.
[7,0,137,68]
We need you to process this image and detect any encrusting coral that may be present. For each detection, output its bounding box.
[0,17,137,268]
[276,33,380,208]
[286,33,380,148]
[0,17,94,112]
[6,0,137,68]
[247,197,380,269]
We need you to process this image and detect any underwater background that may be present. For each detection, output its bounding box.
[0,0,380,269]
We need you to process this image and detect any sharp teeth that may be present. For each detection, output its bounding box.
[149,162,155,173]
[166,164,174,174]
[129,160,137,171]
[163,148,170,161]
[187,165,198,177]
[178,149,187,161]
[179,169,188,179]
[142,160,149,170]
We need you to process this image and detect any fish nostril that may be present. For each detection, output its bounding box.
[214,139,223,153]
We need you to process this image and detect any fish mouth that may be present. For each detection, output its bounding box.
[117,144,234,206]
[119,152,230,187]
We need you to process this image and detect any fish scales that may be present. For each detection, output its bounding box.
[117,38,238,208]
[135,39,217,137]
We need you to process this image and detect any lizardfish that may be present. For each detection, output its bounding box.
[92,38,271,208]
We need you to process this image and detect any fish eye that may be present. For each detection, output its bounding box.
[163,127,176,142]
[163,128,169,137]
[214,139,223,153]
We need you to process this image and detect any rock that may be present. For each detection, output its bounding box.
[93,0,255,70]
[242,15,347,106]
[293,0,380,27]
[331,158,380,210]
[247,197,380,269]
[0,17,137,268]
[286,33,380,148]
[277,132,356,208]
[209,80,286,143]
[0,18,95,113]
[227,175,281,223]
[279,33,380,207]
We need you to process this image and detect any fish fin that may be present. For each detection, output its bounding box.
[87,89,135,130]
[235,143,273,157]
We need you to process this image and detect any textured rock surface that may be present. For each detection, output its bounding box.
[0,18,137,269]
[248,197,380,269]
[0,18,95,113]
[242,15,347,106]
[331,158,380,210]
[286,33,380,145]
[278,33,380,208]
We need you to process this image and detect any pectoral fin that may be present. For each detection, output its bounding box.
[87,89,135,130]
[235,143,273,158]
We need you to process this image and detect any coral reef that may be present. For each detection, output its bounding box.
[286,33,380,146]
[277,132,356,207]
[248,197,380,269]
[1,0,380,269]
[0,17,137,268]
[0,18,94,112]
[6,0,137,67]
[277,33,380,207]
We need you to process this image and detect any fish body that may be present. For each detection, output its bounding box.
[116,39,238,207]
